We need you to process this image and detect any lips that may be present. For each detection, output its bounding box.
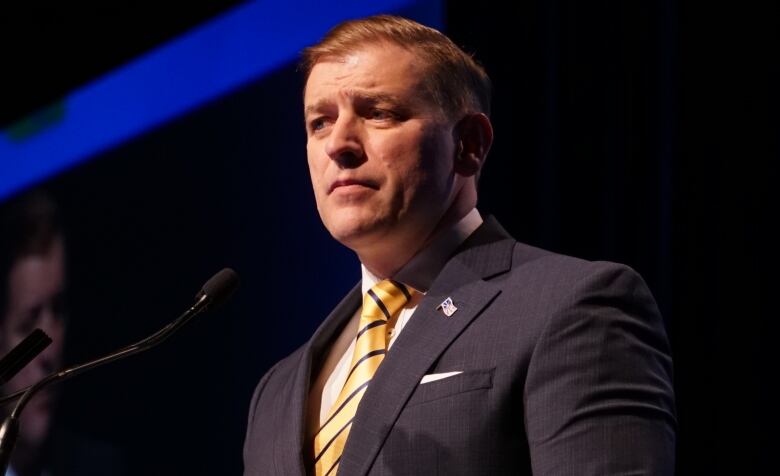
[328,178,377,194]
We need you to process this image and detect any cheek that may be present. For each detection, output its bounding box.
[306,153,325,190]
[420,126,455,170]
[383,144,447,197]
[374,133,425,176]
[307,157,333,219]
[46,318,66,343]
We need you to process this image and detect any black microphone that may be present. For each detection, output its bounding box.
[0,268,239,474]
[196,267,240,310]
[0,329,52,386]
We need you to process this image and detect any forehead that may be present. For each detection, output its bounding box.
[304,43,429,108]
[4,240,64,317]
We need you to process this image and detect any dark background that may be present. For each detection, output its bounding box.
[1,1,777,474]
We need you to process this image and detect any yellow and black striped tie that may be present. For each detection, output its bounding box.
[312,279,414,476]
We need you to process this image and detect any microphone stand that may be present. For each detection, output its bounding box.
[0,292,212,474]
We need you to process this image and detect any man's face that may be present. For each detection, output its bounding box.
[304,43,462,262]
[1,238,65,449]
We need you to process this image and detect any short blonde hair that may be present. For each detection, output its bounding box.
[301,15,491,119]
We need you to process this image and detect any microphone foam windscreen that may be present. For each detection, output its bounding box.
[0,329,52,385]
[200,268,240,309]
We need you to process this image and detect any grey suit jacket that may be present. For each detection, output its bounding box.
[243,218,676,475]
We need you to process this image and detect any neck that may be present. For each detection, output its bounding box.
[358,197,475,278]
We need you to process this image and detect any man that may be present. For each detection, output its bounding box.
[243,15,675,476]
[0,191,66,476]
[0,191,125,476]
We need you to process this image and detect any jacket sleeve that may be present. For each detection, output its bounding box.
[524,262,676,475]
[243,362,279,476]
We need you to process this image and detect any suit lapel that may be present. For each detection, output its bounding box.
[338,219,516,475]
[278,283,362,476]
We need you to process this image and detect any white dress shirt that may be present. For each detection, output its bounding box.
[315,208,483,424]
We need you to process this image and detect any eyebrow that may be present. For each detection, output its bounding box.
[304,90,405,118]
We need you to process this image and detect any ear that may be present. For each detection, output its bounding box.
[453,113,494,177]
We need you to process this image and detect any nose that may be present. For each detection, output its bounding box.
[324,114,365,168]
[37,307,65,372]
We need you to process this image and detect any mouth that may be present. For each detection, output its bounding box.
[328,179,378,194]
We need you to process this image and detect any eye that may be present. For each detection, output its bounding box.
[309,117,329,133]
[369,108,397,121]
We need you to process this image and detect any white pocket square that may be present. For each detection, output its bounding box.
[420,371,463,384]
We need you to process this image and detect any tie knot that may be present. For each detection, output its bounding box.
[364,279,414,321]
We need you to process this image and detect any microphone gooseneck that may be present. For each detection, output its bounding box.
[0,268,239,474]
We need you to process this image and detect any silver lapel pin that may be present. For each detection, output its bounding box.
[436,297,458,317]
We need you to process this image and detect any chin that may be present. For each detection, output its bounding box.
[20,412,51,449]
[325,213,387,249]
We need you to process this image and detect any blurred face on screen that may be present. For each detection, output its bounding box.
[0,237,66,451]
[304,42,465,273]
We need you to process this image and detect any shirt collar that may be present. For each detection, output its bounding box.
[361,208,483,295]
